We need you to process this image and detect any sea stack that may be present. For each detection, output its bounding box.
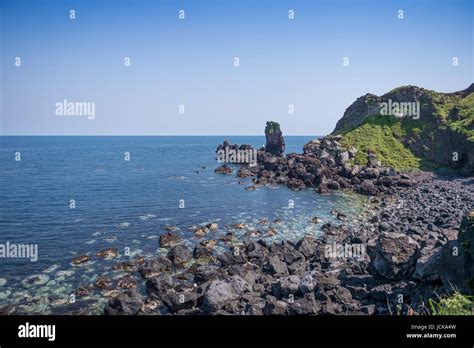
[265,121,285,156]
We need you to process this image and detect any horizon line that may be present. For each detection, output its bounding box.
[0,134,324,137]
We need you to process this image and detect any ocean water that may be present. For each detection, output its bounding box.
[0,136,369,314]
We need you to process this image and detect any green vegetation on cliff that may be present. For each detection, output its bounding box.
[335,84,474,173]
[340,115,423,170]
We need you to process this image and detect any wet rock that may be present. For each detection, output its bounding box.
[146,273,174,297]
[193,240,216,258]
[112,257,144,272]
[234,223,247,229]
[159,232,182,248]
[194,265,220,284]
[21,274,50,288]
[74,286,92,298]
[164,225,178,232]
[72,255,91,265]
[214,165,232,174]
[194,227,208,236]
[287,178,305,191]
[104,289,143,315]
[167,245,193,265]
[94,276,112,290]
[138,256,172,279]
[141,297,161,314]
[96,248,118,259]
[207,223,219,231]
[117,275,137,289]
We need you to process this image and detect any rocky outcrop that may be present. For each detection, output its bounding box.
[332,84,474,175]
[264,121,285,156]
[217,131,413,196]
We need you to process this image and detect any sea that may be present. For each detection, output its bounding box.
[0,136,369,314]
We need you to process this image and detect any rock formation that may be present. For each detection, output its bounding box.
[332,84,474,175]
[264,121,285,156]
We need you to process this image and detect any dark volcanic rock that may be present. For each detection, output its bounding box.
[159,232,182,248]
[138,256,172,279]
[202,280,239,314]
[265,255,289,276]
[440,212,474,294]
[146,273,174,297]
[264,121,285,156]
[104,289,143,315]
[370,232,419,280]
[167,245,193,265]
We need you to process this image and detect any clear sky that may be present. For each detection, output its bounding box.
[1,0,472,135]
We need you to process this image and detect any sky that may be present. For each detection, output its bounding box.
[0,0,472,135]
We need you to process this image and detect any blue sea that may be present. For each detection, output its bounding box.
[0,136,368,314]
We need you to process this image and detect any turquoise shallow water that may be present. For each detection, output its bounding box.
[0,136,368,313]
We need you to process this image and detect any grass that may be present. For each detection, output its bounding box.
[340,115,423,170]
[336,86,474,171]
[428,292,474,315]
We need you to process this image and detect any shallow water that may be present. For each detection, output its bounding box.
[0,136,369,314]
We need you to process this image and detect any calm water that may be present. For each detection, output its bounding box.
[0,136,368,314]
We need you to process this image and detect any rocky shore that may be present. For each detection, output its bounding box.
[101,124,473,316]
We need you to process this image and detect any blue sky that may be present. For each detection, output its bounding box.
[1,0,472,135]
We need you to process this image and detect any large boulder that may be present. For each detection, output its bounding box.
[202,280,239,314]
[104,289,143,315]
[413,247,442,282]
[146,273,174,297]
[264,121,285,156]
[167,244,193,265]
[370,232,419,280]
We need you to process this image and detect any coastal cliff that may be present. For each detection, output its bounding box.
[332,84,474,174]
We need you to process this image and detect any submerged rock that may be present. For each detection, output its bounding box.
[21,274,50,288]
[96,248,118,259]
[214,165,233,174]
[72,255,91,265]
